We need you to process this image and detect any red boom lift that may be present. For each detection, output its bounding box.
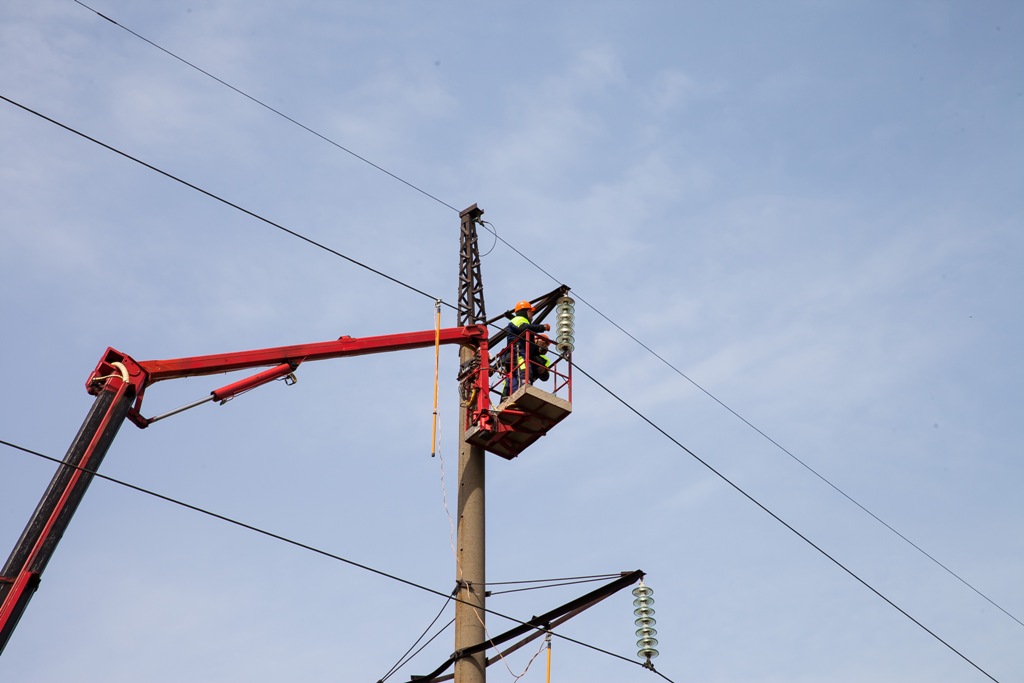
[0,314,572,655]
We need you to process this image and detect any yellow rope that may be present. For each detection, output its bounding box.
[431,300,441,457]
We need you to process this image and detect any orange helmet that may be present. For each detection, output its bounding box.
[514,300,534,313]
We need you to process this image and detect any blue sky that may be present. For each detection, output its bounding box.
[1,2,1022,682]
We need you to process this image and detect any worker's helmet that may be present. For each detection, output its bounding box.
[535,334,551,349]
[514,300,534,313]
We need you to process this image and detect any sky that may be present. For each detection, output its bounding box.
[1,1,1022,682]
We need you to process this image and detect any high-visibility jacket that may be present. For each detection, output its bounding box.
[517,353,551,381]
[508,315,547,347]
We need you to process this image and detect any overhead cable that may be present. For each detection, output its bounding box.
[485,573,623,586]
[62,10,1022,633]
[0,89,1001,681]
[0,438,653,677]
[8,12,1017,669]
[378,595,455,683]
[569,363,1002,683]
[561,286,1024,632]
[0,93,448,309]
[486,576,629,597]
[67,8,1024,635]
[482,222,1021,627]
[72,0,461,214]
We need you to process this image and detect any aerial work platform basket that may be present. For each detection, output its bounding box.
[463,312,574,460]
[466,383,573,460]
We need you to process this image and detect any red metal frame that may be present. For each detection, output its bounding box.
[487,331,572,404]
[87,326,488,428]
[463,331,574,460]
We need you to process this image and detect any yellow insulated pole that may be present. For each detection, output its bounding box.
[545,633,552,683]
[431,300,441,457]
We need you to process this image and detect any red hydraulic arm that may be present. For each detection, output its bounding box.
[0,325,487,655]
[99,325,488,427]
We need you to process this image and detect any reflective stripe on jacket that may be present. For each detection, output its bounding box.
[517,354,551,370]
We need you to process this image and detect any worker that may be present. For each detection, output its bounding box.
[508,300,550,343]
[530,334,553,383]
[504,300,550,396]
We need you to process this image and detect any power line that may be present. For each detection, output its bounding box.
[557,287,1024,632]
[1,87,1003,680]
[478,222,1024,644]
[485,227,1024,631]
[72,0,461,215]
[6,16,1014,672]
[0,437,657,679]
[485,573,624,586]
[384,617,455,683]
[0,92,449,309]
[68,4,1024,635]
[486,576,629,597]
[0,439,443,598]
[569,362,1002,683]
[1,87,999,681]
[68,4,1022,634]
[379,596,455,683]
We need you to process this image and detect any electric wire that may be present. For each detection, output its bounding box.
[65,1,1024,635]
[499,630,550,683]
[467,599,557,683]
[0,93,450,310]
[6,13,1013,672]
[485,213,1024,631]
[382,617,455,683]
[436,407,459,580]
[0,95,656,676]
[0,438,656,679]
[488,220,1022,628]
[378,596,455,683]
[485,573,623,586]
[0,438,450,599]
[487,577,628,597]
[488,580,620,598]
[566,286,1024,632]
[72,0,461,214]
[0,90,998,681]
[568,363,1002,683]
[478,220,499,257]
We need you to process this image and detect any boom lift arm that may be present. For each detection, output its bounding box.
[0,324,488,655]
[110,326,488,427]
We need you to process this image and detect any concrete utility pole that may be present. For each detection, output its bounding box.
[455,205,487,683]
